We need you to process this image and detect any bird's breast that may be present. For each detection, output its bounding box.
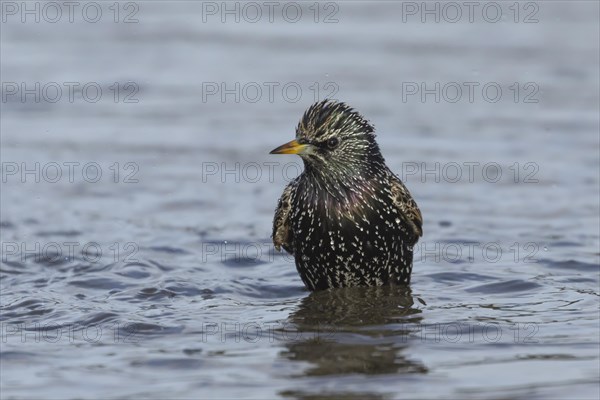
[290,177,404,253]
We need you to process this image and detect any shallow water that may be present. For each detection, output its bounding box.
[1,1,599,399]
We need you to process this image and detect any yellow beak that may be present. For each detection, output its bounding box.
[269,139,307,155]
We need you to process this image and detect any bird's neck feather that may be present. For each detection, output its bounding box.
[302,155,388,203]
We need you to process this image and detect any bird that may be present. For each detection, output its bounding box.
[270,99,422,291]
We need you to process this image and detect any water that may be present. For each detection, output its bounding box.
[1,1,599,399]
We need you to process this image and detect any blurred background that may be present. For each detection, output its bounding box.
[1,1,599,399]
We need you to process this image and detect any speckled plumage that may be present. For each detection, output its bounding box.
[271,100,422,291]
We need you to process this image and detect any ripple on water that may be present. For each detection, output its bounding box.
[32,250,76,267]
[74,312,121,326]
[113,263,156,280]
[0,220,15,229]
[0,351,38,361]
[35,230,82,237]
[221,257,269,268]
[147,246,190,255]
[426,272,496,283]
[130,358,204,369]
[0,299,56,322]
[69,277,133,290]
[164,282,216,297]
[2,299,48,311]
[541,259,600,272]
[125,322,185,337]
[65,261,115,276]
[465,279,542,294]
[136,287,177,301]
[549,240,584,247]
[110,260,175,280]
[0,260,26,274]
[234,281,306,300]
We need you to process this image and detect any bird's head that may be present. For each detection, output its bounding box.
[270,100,385,179]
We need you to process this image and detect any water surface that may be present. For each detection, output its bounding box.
[1,2,599,399]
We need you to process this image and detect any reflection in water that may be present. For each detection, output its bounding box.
[279,286,427,398]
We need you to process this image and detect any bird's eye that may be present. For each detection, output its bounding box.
[327,137,339,149]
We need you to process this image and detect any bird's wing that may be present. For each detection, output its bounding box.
[390,178,423,245]
[272,182,295,254]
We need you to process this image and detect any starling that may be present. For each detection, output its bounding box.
[270,100,423,291]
